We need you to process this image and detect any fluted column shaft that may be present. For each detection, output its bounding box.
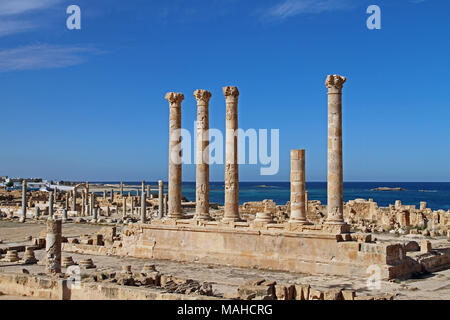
[194,89,212,220]
[158,180,164,219]
[73,190,77,212]
[46,219,61,274]
[223,86,240,222]
[21,180,27,222]
[48,193,54,218]
[165,92,184,219]
[326,75,346,224]
[290,150,308,223]
[141,192,147,223]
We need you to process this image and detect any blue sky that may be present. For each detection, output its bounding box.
[1,0,449,182]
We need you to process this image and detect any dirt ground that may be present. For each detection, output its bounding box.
[1,221,450,300]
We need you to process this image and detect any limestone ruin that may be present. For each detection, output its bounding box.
[1,75,450,300]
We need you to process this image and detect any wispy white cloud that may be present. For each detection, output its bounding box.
[0,19,35,37]
[0,0,63,16]
[0,45,101,72]
[260,0,355,21]
[0,0,65,37]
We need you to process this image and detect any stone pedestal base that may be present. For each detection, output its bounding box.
[254,212,273,223]
[194,214,212,221]
[323,222,351,234]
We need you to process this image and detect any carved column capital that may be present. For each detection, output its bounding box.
[165,92,184,105]
[325,75,346,93]
[194,89,212,104]
[222,86,239,99]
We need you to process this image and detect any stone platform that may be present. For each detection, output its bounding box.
[62,220,414,280]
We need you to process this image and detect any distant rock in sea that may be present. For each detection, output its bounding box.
[370,187,406,191]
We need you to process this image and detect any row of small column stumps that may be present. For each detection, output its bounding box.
[16,74,348,227]
[18,180,167,224]
[164,75,349,226]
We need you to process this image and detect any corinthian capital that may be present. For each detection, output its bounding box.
[193,89,212,104]
[165,92,184,105]
[222,86,239,98]
[325,75,346,92]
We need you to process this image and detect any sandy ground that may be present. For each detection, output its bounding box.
[1,221,450,300]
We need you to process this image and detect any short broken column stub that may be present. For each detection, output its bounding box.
[46,218,62,274]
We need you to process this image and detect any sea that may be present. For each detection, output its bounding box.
[94,182,450,211]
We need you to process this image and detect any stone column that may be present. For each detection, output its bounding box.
[53,187,57,202]
[93,208,97,222]
[223,86,240,222]
[48,192,54,218]
[141,180,145,195]
[141,192,147,223]
[194,89,212,220]
[20,180,27,223]
[325,75,346,225]
[165,92,184,219]
[103,190,106,199]
[35,206,40,218]
[123,197,127,217]
[90,193,94,216]
[73,190,77,212]
[147,185,151,198]
[81,192,86,216]
[305,190,309,215]
[131,196,134,214]
[158,180,164,219]
[65,193,69,211]
[45,219,62,274]
[110,189,114,202]
[120,182,124,196]
[290,150,308,224]
[164,194,168,217]
[62,209,68,222]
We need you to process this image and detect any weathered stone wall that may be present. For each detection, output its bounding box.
[106,223,413,280]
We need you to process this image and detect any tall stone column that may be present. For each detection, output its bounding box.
[141,192,147,223]
[65,193,69,211]
[290,150,308,224]
[325,75,346,225]
[158,180,164,219]
[305,190,309,215]
[123,197,127,217]
[223,86,240,222]
[131,196,134,214]
[82,191,87,216]
[194,89,212,220]
[90,193,94,216]
[165,92,184,219]
[48,192,54,218]
[163,194,168,217]
[20,180,27,223]
[110,189,114,202]
[103,190,106,199]
[147,185,151,198]
[73,190,77,212]
[141,180,145,195]
[46,219,61,274]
